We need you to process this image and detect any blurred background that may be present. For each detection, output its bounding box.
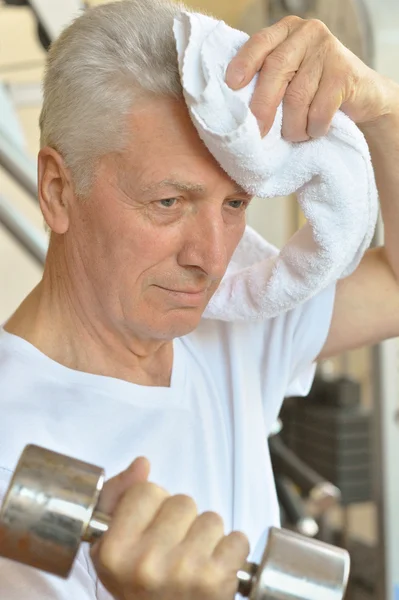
[0,1,398,599]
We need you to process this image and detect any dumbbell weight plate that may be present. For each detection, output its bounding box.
[250,527,350,600]
[0,444,105,576]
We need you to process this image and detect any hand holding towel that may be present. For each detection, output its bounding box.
[173,11,379,320]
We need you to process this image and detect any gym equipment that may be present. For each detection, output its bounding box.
[0,444,350,600]
[275,475,319,538]
[280,368,395,600]
[269,434,341,512]
[281,375,373,506]
[268,420,337,537]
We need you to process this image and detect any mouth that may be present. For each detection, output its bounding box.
[169,288,207,294]
[154,285,209,306]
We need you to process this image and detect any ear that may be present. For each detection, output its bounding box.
[38,147,75,234]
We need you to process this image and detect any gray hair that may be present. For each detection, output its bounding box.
[39,0,187,196]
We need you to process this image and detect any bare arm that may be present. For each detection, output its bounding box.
[318,83,399,359]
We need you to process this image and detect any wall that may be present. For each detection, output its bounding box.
[0,4,45,322]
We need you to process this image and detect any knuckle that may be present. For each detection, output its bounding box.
[128,480,164,496]
[252,28,274,47]
[228,531,251,556]
[200,510,225,531]
[284,85,310,108]
[264,51,289,71]
[123,481,169,510]
[307,18,329,35]
[347,70,361,95]
[145,481,170,501]
[251,29,270,45]
[133,552,163,591]
[170,493,198,515]
[282,15,303,28]
[327,33,341,51]
[172,554,198,585]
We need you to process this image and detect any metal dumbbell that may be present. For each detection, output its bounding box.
[0,445,350,600]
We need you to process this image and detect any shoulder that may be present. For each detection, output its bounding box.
[186,281,336,354]
[183,316,269,360]
[180,283,336,398]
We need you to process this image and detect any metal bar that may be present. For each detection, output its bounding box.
[0,132,38,201]
[0,195,47,266]
[373,339,399,600]
[372,216,399,600]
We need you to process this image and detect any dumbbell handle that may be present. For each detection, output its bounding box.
[82,508,257,596]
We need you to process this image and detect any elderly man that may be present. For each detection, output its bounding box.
[0,0,398,598]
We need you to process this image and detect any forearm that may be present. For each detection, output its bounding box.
[359,79,399,282]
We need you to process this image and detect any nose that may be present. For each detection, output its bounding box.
[177,207,228,281]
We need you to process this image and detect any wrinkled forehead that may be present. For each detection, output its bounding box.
[124,95,209,157]
[113,96,249,197]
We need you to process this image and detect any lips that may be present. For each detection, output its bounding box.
[154,285,209,306]
[168,288,207,294]
[156,286,208,294]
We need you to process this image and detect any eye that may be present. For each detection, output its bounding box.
[159,198,178,207]
[227,199,248,209]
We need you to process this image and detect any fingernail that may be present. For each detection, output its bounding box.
[226,65,246,88]
[307,123,329,139]
[257,120,267,137]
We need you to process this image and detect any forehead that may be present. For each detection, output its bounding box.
[117,96,244,194]
[126,95,207,156]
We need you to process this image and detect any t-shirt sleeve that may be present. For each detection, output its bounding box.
[257,282,337,435]
[0,469,98,600]
[284,282,337,398]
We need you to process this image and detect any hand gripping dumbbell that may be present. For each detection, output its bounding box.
[0,445,350,600]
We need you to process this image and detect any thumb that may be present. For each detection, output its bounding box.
[97,456,151,516]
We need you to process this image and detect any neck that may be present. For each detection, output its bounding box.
[4,249,173,387]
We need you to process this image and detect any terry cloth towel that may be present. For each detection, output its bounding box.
[173,11,379,320]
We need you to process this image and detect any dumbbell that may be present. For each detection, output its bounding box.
[0,444,350,600]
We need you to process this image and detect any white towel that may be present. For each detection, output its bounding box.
[172,11,379,320]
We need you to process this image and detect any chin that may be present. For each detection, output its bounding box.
[170,312,205,338]
[133,292,214,340]
[152,308,205,340]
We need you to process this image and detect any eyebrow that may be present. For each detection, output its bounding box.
[139,178,250,196]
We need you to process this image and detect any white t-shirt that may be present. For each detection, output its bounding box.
[0,283,335,599]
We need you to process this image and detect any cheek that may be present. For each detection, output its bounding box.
[97,215,182,286]
[83,197,166,258]
[225,220,246,261]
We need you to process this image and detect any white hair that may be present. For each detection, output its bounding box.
[39,0,187,196]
